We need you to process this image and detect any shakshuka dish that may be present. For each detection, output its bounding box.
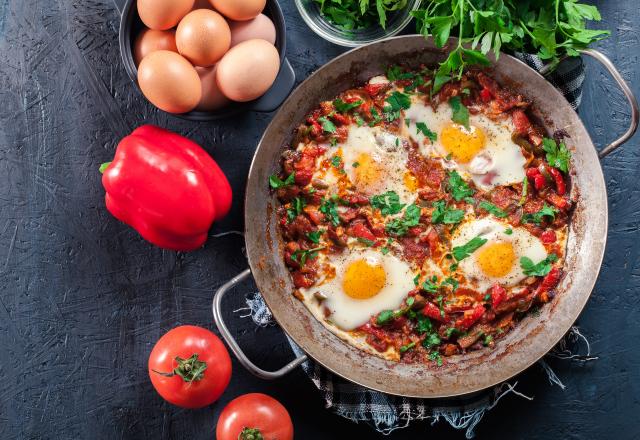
[269,65,573,365]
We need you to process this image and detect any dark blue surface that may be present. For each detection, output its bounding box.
[0,1,638,439]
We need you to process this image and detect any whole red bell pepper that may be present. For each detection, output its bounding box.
[101,125,232,251]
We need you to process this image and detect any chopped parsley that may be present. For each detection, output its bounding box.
[504,228,513,235]
[306,230,322,244]
[423,332,441,348]
[376,310,395,325]
[415,122,437,141]
[483,334,494,346]
[369,107,382,126]
[269,172,295,189]
[330,155,342,168]
[452,236,487,261]
[520,253,558,276]
[385,204,421,236]
[357,237,375,247]
[422,276,439,294]
[444,327,458,338]
[383,91,411,121]
[447,171,474,201]
[400,341,417,353]
[386,65,415,81]
[352,162,360,168]
[431,200,464,224]
[429,350,443,366]
[449,96,470,129]
[320,198,340,226]
[290,246,324,265]
[286,197,306,222]
[479,201,508,218]
[370,191,405,216]
[318,116,336,133]
[416,316,433,334]
[521,204,558,225]
[333,98,362,113]
[542,137,571,173]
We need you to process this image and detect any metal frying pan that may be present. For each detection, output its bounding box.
[213,36,638,398]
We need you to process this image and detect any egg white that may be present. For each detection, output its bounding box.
[451,217,547,292]
[300,248,416,331]
[403,100,526,190]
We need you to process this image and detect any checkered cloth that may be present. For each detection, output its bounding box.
[237,55,590,439]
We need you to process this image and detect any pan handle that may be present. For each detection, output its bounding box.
[579,49,639,159]
[212,269,308,380]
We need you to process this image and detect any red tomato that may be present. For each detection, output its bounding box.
[148,325,231,408]
[216,393,294,440]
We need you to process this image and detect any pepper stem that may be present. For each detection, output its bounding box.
[239,428,264,440]
[99,162,112,173]
[151,353,207,383]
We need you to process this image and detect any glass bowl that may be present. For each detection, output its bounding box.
[294,0,422,47]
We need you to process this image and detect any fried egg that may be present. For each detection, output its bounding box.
[317,125,417,204]
[301,248,415,330]
[451,217,547,292]
[404,101,526,190]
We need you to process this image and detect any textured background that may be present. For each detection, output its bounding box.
[0,0,638,439]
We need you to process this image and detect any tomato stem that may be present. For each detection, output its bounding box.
[239,428,264,440]
[151,353,207,383]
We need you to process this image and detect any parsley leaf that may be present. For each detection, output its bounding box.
[447,171,474,201]
[291,246,324,266]
[431,200,464,224]
[519,176,528,206]
[504,228,513,235]
[449,96,470,129]
[416,316,433,334]
[269,172,295,189]
[479,201,508,218]
[522,204,558,225]
[383,91,411,121]
[415,122,437,141]
[542,138,571,173]
[286,197,306,222]
[306,230,322,244]
[452,236,487,261]
[333,98,362,113]
[317,116,336,133]
[423,333,441,349]
[330,155,342,168]
[429,350,443,366]
[422,276,439,294]
[400,341,417,353]
[385,204,421,236]
[370,191,405,216]
[376,310,395,325]
[320,198,340,226]
[520,253,558,276]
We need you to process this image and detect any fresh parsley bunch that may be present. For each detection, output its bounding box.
[314,0,409,30]
[412,0,609,91]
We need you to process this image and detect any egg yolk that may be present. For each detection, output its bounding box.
[343,259,386,299]
[440,123,486,163]
[403,171,419,191]
[477,242,516,278]
[353,153,384,188]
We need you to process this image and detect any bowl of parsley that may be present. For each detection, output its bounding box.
[295,0,421,47]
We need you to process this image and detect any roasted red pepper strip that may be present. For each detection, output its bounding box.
[480,88,493,103]
[455,305,485,330]
[526,167,547,191]
[535,267,562,301]
[490,284,506,309]
[364,83,385,97]
[101,125,232,251]
[546,192,569,210]
[350,223,376,242]
[331,112,349,125]
[549,167,566,195]
[422,302,447,322]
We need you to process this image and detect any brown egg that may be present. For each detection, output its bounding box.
[176,9,231,67]
[138,50,202,113]
[195,66,230,111]
[211,0,265,21]
[229,14,276,47]
[137,0,195,30]
[216,39,279,102]
[133,28,178,65]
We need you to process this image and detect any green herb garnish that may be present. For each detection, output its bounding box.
[291,246,324,266]
[333,98,363,113]
[542,137,571,173]
[383,91,411,121]
[370,191,405,216]
[452,236,487,261]
[479,201,508,218]
[320,198,340,226]
[318,116,337,133]
[431,200,464,224]
[449,96,470,129]
[447,171,474,201]
[269,172,295,189]
[520,253,558,276]
[522,204,558,225]
[385,204,421,236]
[415,122,437,141]
[306,230,322,244]
[314,0,409,30]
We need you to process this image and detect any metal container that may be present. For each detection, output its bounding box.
[116,0,295,121]
[213,36,638,397]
